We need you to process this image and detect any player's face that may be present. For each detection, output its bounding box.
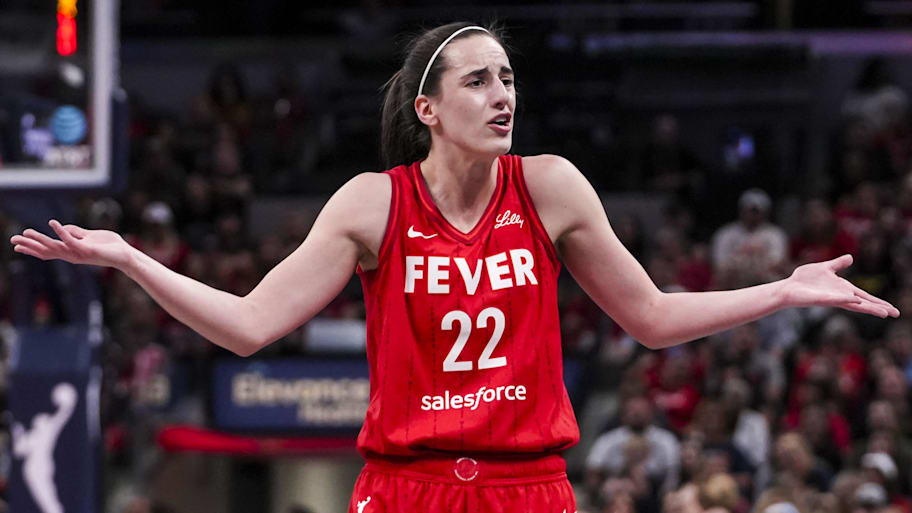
[426,35,515,158]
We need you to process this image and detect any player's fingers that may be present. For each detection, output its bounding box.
[49,219,81,247]
[22,229,67,252]
[12,236,52,254]
[63,224,88,239]
[852,286,900,317]
[12,234,57,259]
[12,244,48,260]
[850,282,895,307]
[841,299,889,318]
[826,254,853,272]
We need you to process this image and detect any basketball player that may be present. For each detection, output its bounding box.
[10,22,899,512]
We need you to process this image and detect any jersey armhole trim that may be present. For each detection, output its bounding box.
[514,156,561,268]
[356,170,398,275]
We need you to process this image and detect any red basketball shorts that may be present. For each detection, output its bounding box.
[348,454,577,513]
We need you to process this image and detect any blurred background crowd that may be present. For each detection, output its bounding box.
[3,1,912,513]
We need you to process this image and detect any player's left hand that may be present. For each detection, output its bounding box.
[781,254,899,318]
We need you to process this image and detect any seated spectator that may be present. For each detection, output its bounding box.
[830,470,865,513]
[209,123,253,216]
[176,173,216,250]
[648,227,713,293]
[846,228,894,298]
[841,59,909,138]
[711,189,788,288]
[663,483,703,513]
[204,62,252,135]
[885,322,912,398]
[771,432,833,494]
[834,182,881,242]
[647,349,703,434]
[604,492,637,513]
[841,58,912,179]
[851,400,912,494]
[860,452,912,513]
[827,117,892,201]
[721,376,771,471]
[587,394,681,505]
[698,473,743,513]
[754,462,832,512]
[638,113,704,200]
[790,198,857,265]
[851,482,891,513]
[798,403,849,472]
[874,365,912,433]
[600,435,658,512]
[714,323,787,418]
[127,202,189,273]
[785,317,860,460]
[679,432,707,488]
[688,399,754,496]
[754,503,801,513]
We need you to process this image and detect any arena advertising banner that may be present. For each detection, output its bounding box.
[211,358,370,433]
[9,326,101,513]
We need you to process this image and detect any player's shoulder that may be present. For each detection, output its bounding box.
[519,154,591,205]
[520,153,576,175]
[333,171,392,210]
[344,170,393,191]
[322,171,392,234]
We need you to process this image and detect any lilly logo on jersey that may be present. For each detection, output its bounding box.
[404,249,537,295]
[421,384,527,411]
[494,210,524,229]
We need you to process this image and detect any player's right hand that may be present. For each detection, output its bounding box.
[9,219,134,270]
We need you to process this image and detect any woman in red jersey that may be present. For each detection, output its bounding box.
[10,22,899,513]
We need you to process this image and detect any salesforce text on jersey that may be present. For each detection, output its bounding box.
[421,384,527,411]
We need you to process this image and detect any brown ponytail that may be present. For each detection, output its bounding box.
[379,21,509,169]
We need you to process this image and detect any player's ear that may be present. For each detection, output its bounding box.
[415,95,437,127]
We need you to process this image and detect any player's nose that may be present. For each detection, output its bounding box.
[490,79,511,110]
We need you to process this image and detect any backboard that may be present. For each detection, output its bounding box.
[0,0,120,190]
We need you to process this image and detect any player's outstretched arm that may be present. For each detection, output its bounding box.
[522,155,899,350]
[9,173,390,356]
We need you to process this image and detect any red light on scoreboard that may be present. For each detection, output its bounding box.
[56,0,78,56]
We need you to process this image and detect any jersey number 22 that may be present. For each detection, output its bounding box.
[441,307,507,372]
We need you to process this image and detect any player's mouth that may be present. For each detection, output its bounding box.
[487,113,512,135]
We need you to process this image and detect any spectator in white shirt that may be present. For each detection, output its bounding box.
[587,394,682,502]
[711,189,789,288]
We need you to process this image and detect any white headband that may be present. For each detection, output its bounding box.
[417,26,490,98]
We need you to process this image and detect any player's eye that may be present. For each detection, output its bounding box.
[468,79,484,88]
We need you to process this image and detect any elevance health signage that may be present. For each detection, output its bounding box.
[211,358,370,433]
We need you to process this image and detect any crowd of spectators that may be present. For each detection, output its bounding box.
[0,40,910,513]
[574,62,912,513]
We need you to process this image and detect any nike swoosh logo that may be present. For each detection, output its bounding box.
[408,225,437,239]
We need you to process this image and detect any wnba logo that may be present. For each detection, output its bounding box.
[12,383,78,513]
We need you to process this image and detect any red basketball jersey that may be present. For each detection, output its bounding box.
[356,155,580,457]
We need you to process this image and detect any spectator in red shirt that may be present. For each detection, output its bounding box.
[649,350,702,434]
[791,198,858,265]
